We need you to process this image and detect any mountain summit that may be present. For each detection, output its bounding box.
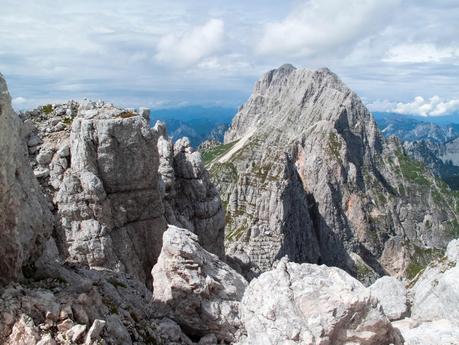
[206,65,459,281]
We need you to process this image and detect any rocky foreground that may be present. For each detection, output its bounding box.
[1,68,459,345]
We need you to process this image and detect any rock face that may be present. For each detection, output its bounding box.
[156,121,225,258]
[238,258,402,345]
[206,64,459,280]
[409,239,459,323]
[152,225,248,342]
[0,73,53,284]
[19,104,225,285]
[369,276,407,321]
[50,102,167,284]
[391,239,459,345]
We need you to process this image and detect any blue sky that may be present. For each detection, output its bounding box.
[1,0,459,116]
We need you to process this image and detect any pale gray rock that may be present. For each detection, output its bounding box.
[152,225,248,342]
[391,239,459,344]
[0,73,53,284]
[370,276,408,320]
[409,239,459,324]
[392,318,459,345]
[84,319,105,345]
[52,104,167,284]
[0,264,192,345]
[446,238,459,262]
[156,121,225,258]
[208,64,459,280]
[238,258,402,345]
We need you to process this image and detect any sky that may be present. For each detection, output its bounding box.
[1,0,458,116]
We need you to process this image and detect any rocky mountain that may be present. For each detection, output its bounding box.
[1,70,459,344]
[150,106,234,148]
[374,112,459,144]
[205,64,459,281]
[374,112,459,190]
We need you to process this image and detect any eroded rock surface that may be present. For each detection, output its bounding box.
[390,239,459,345]
[237,258,402,345]
[0,73,53,284]
[207,64,459,280]
[156,121,225,258]
[152,225,248,342]
[49,102,167,284]
[369,276,408,321]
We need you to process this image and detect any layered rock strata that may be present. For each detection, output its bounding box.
[0,73,53,284]
[207,64,459,280]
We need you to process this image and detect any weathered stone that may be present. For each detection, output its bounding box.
[85,319,106,345]
[5,315,39,345]
[238,258,402,345]
[152,225,248,342]
[207,64,458,280]
[0,73,53,284]
[66,324,86,342]
[52,104,167,284]
[156,122,225,258]
[370,276,408,320]
[409,239,459,324]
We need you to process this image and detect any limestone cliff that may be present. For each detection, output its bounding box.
[155,121,225,258]
[0,73,53,284]
[20,100,225,285]
[206,64,459,280]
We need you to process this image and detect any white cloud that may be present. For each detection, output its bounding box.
[383,43,459,63]
[154,19,224,67]
[12,96,27,105]
[393,96,459,116]
[257,0,399,57]
[366,99,396,112]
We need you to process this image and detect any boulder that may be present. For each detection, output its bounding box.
[409,239,459,324]
[238,258,402,345]
[370,276,408,320]
[152,225,248,342]
[392,318,459,345]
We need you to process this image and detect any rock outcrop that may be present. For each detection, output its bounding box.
[19,103,225,286]
[206,64,459,280]
[369,276,408,321]
[237,258,402,345]
[0,73,53,284]
[0,263,193,345]
[391,239,459,344]
[152,225,248,342]
[156,122,225,258]
[49,102,167,284]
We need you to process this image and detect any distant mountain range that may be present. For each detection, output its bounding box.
[374,112,459,189]
[150,106,235,147]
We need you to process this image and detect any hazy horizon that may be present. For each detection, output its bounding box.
[1,0,459,117]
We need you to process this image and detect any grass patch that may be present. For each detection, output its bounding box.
[226,224,249,241]
[328,132,342,162]
[445,219,459,238]
[109,277,128,289]
[41,104,53,115]
[396,150,430,186]
[118,110,136,119]
[62,116,73,125]
[406,245,443,280]
[102,297,119,314]
[201,140,239,164]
